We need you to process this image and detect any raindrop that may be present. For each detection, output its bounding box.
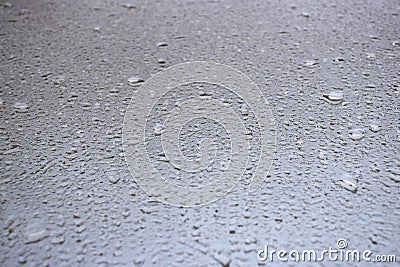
[332,57,346,63]
[1,2,12,8]
[154,123,164,135]
[121,3,136,9]
[349,129,364,140]
[369,123,381,133]
[108,175,120,184]
[13,102,29,112]
[127,76,144,85]
[338,173,358,193]
[81,102,91,110]
[50,235,65,245]
[325,91,343,101]
[322,91,344,104]
[54,75,66,85]
[213,252,231,267]
[25,222,49,244]
[156,42,168,47]
[41,71,52,78]
[366,53,376,59]
[18,256,27,264]
[304,59,318,67]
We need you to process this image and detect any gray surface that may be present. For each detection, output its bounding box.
[0,0,399,266]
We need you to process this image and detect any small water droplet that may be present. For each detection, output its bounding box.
[366,53,376,59]
[325,91,344,101]
[304,59,318,67]
[1,3,12,8]
[213,252,231,267]
[349,129,364,140]
[156,42,168,47]
[332,56,346,63]
[154,123,164,135]
[53,75,66,85]
[369,123,381,133]
[13,102,29,112]
[127,76,144,85]
[50,235,65,245]
[339,173,358,193]
[108,175,120,184]
[41,71,52,78]
[121,3,136,9]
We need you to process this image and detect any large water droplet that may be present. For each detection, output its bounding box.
[323,91,344,104]
[25,222,49,244]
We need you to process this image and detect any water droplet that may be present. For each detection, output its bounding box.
[304,59,318,67]
[50,235,65,245]
[25,222,49,244]
[338,173,358,193]
[387,170,400,183]
[369,123,381,133]
[325,91,344,101]
[154,123,164,135]
[366,53,376,59]
[121,3,136,9]
[53,75,66,85]
[156,42,168,47]
[213,252,231,267]
[332,57,346,63]
[108,175,120,184]
[349,129,364,140]
[76,225,86,233]
[322,91,344,104]
[127,76,144,85]
[41,71,52,78]
[81,102,91,110]
[13,102,29,112]
[18,256,27,264]
[1,3,12,8]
